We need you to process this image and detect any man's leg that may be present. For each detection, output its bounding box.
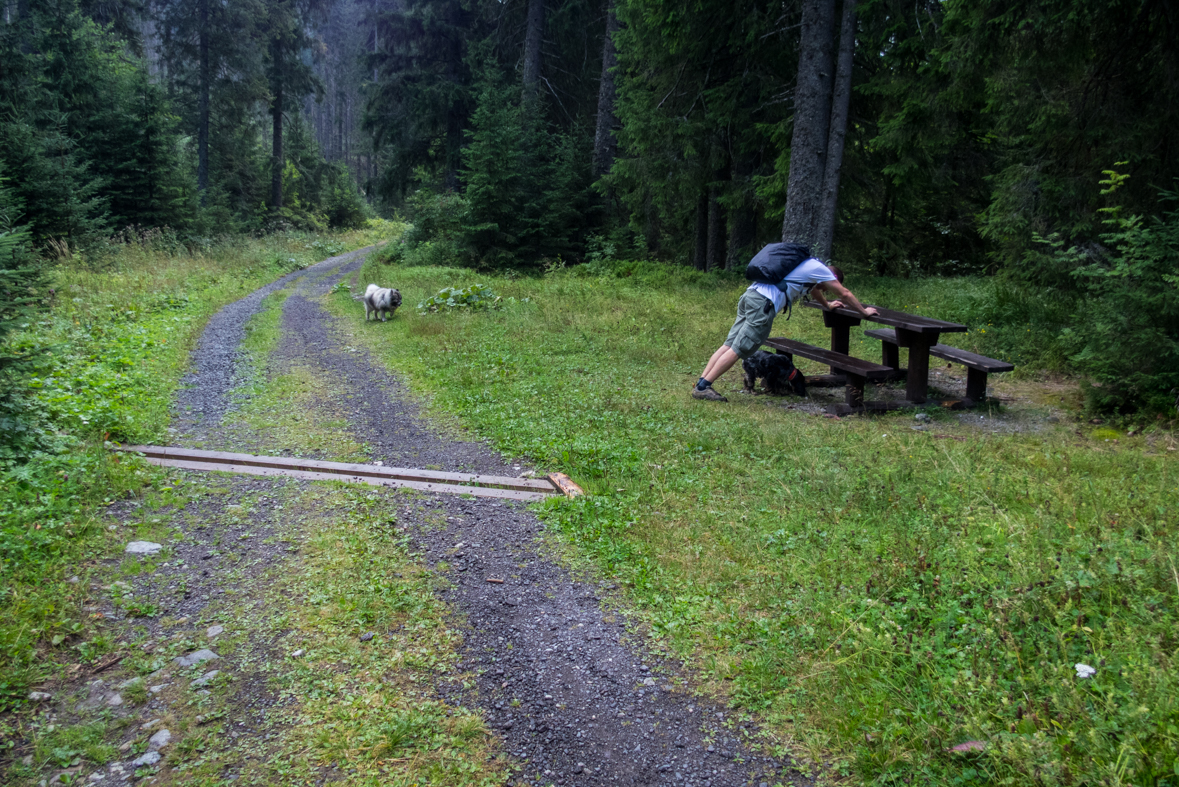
[701,345,740,383]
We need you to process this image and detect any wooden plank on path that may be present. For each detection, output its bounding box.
[137,457,553,502]
[122,445,555,493]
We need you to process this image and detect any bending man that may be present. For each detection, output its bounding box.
[692,249,878,402]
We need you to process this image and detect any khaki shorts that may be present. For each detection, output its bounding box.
[724,288,777,359]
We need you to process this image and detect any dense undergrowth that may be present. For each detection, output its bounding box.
[333,254,1178,786]
[0,223,392,710]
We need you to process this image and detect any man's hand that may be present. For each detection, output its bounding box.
[863,306,879,317]
[827,299,845,310]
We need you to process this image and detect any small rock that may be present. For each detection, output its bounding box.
[148,684,169,694]
[21,754,33,766]
[206,625,224,638]
[914,413,931,423]
[106,693,123,707]
[28,691,52,702]
[119,742,132,752]
[140,719,162,730]
[130,751,161,768]
[67,576,80,584]
[641,677,656,686]
[49,767,84,784]
[173,649,219,667]
[359,632,374,642]
[117,677,142,690]
[88,773,104,782]
[290,649,304,658]
[190,670,220,689]
[148,729,171,751]
[125,541,163,556]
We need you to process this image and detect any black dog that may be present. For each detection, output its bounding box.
[742,350,807,397]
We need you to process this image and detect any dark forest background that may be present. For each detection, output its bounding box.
[1,0,1178,411]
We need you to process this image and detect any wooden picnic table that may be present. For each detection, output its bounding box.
[801,301,968,404]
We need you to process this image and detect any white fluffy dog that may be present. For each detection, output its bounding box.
[363,284,401,322]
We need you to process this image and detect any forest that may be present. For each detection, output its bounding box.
[1,2,1178,786]
[2,0,1178,413]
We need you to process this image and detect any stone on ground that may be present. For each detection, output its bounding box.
[124,541,163,555]
[173,649,219,667]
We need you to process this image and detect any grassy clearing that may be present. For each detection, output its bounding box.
[331,256,1178,786]
[0,222,396,709]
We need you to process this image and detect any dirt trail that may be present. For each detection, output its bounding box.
[19,249,803,787]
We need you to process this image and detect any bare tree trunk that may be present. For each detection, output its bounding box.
[271,46,284,209]
[781,0,836,247]
[197,0,209,201]
[522,0,544,103]
[814,0,856,261]
[592,0,619,179]
[727,152,758,269]
[707,182,727,271]
[693,190,708,270]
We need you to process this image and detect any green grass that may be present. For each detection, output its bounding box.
[218,288,369,461]
[329,256,1178,786]
[0,222,396,711]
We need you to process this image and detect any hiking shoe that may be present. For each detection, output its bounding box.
[691,386,728,402]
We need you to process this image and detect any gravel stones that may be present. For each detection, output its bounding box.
[130,751,161,768]
[124,541,163,555]
[173,648,219,667]
[147,729,172,751]
[189,670,220,688]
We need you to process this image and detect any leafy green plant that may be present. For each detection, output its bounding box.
[416,283,502,314]
[1043,167,1179,414]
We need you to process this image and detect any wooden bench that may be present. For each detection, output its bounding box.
[763,337,893,409]
[863,329,1014,402]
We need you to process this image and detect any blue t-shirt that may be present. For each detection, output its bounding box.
[750,259,836,313]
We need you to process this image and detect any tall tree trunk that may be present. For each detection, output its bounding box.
[727,152,758,269]
[781,0,836,247]
[197,0,209,201]
[693,190,708,271]
[707,182,727,271]
[522,0,544,103]
[271,48,284,209]
[814,0,856,261]
[592,0,619,179]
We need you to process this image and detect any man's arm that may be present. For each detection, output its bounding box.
[817,280,878,317]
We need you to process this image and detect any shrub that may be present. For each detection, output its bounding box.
[1048,168,1179,414]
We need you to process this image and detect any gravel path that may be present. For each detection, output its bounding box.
[169,248,803,787]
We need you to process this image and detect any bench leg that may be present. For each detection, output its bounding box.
[881,342,900,370]
[966,368,988,401]
[845,373,866,408]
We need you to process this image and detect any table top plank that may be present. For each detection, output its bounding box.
[802,300,967,333]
